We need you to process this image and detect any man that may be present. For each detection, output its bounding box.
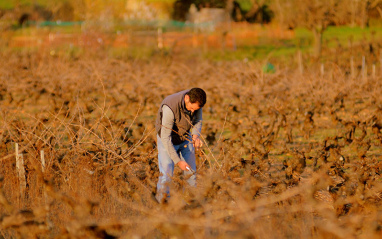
[155,88,207,203]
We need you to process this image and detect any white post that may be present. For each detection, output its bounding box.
[351,57,354,79]
[15,143,26,197]
[362,56,366,80]
[41,150,45,173]
[40,149,48,203]
[298,50,303,74]
[157,27,163,49]
[320,63,324,77]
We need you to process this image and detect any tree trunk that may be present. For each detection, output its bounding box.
[226,0,235,14]
[360,0,370,28]
[244,2,260,19]
[312,28,323,58]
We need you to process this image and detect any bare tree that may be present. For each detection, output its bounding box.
[271,0,348,58]
[347,0,382,28]
[359,0,382,28]
[244,0,261,20]
[272,0,382,57]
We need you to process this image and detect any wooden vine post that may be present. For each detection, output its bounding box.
[298,50,303,74]
[40,150,45,173]
[40,149,48,203]
[320,63,324,77]
[362,56,367,80]
[15,143,26,198]
[350,57,355,79]
[157,27,163,49]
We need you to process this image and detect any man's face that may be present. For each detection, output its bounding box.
[185,95,201,113]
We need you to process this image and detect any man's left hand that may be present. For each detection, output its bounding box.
[192,135,203,149]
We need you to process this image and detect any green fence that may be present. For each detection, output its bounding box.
[26,19,215,30]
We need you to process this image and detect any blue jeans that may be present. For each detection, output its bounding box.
[156,134,196,202]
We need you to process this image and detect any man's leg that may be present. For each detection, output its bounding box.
[156,134,174,202]
[179,139,196,187]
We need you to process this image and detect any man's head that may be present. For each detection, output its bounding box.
[184,88,207,113]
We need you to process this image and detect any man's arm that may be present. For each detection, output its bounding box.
[192,108,203,148]
[160,105,183,164]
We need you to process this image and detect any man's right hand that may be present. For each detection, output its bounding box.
[177,161,191,171]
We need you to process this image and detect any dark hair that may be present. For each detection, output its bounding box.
[187,88,207,107]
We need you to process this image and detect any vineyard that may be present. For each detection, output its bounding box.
[1,44,382,238]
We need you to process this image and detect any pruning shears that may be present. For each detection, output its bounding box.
[186,166,195,173]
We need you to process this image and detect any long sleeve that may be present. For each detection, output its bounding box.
[160,105,183,164]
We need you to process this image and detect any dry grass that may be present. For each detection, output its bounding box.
[1,48,382,239]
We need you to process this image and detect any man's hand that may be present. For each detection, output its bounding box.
[192,135,203,149]
[177,161,191,171]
